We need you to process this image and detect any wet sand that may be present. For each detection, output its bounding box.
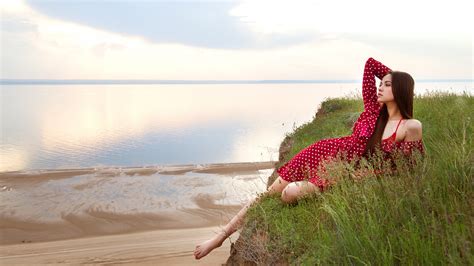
[0,161,275,264]
[0,161,276,184]
[0,226,238,265]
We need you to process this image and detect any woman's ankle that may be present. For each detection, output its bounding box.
[215,229,231,244]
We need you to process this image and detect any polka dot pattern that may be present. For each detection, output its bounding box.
[380,119,425,164]
[276,57,425,192]
[381,137,425,156]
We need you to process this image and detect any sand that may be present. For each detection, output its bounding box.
[0,226,237,265]
[0,161,276,264]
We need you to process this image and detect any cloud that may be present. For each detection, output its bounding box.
[24,0,319,49]
[1,0,471,79]
[1,14,37,33]
[231,0,472,35]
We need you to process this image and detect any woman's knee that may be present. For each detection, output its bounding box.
[267,176,290,195]
[281,181,319,204]
[281,182,300,204]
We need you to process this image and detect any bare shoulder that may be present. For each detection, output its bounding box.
[405,119,422,127]
[404,119,423,141]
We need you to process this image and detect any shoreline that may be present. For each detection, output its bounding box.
[0,160,277,179]
[0,161,276,247]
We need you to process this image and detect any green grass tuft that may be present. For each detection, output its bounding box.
[238,91,473,265]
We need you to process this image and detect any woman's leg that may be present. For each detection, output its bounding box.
[194,175,290,260]
[280,180,321,204]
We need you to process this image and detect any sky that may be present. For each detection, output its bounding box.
[1,0,472,80]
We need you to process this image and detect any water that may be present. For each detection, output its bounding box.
[0,166,274,223]
[1,81,472,172]
[0,81,471,243]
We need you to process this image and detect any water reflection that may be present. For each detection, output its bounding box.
[0,82,471,172]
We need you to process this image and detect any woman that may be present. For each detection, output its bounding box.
[194,57,424,260]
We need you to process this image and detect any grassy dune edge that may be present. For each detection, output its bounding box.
[226,91,473,265]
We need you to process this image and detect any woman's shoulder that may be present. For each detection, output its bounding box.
[404,119,422,129]
[403,119,423,141]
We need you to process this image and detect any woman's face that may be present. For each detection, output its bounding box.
[377,74,394,103]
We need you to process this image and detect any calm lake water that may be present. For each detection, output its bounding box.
[1,81,472,172]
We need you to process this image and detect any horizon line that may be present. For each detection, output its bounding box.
[1,78,472,85]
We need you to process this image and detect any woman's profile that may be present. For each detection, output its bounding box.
[194,57,425,260]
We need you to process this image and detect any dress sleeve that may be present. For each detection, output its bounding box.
[399,139,425,157]
[362,57,392,113]
[396,139,426,171]
[351,140,426,180]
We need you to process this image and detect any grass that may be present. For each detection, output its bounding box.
[236,91,473,265]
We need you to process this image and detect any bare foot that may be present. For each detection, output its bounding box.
[194,232,226,260]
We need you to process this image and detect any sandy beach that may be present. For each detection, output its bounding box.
[0,226,238,265]
[0,161,275,264]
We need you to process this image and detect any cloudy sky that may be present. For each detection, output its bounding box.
[1,0,472,80]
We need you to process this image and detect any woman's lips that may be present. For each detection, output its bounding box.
[377,93,383,97]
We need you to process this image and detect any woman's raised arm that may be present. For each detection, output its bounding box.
[362,57,392,113]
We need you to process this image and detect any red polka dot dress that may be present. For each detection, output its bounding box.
[276,57,424,192]
[380,118,424,168]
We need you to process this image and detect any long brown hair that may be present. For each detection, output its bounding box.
[363,70,415,157]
